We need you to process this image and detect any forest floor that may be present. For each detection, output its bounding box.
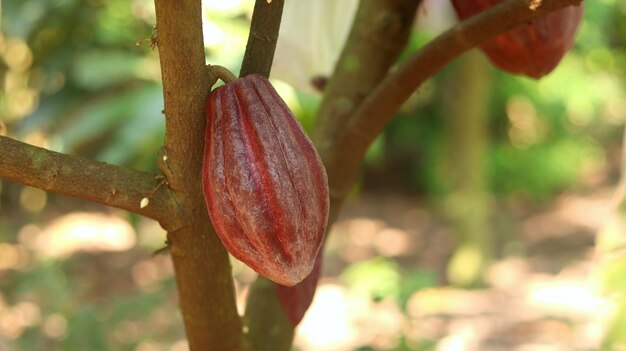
[0,188,622,351]
[291,190,620,351]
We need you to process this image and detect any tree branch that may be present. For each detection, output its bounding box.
[313,0,421,199]
[154,0,243,350]
[239,0,284,78]
[0,136,179,228]
[325,0,584,200]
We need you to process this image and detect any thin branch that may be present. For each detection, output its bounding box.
[0,136,179,228]
[239,0,284,78]
[326,0,585,199]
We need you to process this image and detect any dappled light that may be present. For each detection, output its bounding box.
[30,212,136,258]
[19,186,47,213]
[42,313,67,340]
[291,195,616,350]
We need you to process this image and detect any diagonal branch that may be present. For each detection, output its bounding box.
[324,0,584,200]
[239,0,284,78]
[0,136,180,229]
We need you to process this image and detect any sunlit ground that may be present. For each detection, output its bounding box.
[0,187,623,350]
[290,192,619,351]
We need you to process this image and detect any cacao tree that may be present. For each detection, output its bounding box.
[0,0,584,350]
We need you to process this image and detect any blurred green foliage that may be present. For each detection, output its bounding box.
[2,0,163,171]
[341,257,436,309]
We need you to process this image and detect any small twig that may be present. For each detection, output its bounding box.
[152,241,170,257]
[135,25,158,49]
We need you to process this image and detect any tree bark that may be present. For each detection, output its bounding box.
[0,136,179,228]
[154,0,243,350]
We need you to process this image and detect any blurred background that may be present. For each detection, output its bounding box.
[1,0,626,350]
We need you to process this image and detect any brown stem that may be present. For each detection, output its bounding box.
[0,136,179,229]
[239,0,284,78]
[154,0,243,350]
[207,64,239,88]
[325,0,584,200]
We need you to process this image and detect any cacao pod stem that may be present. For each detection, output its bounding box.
[206,64,238,88]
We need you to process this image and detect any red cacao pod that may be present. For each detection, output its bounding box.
[276,251,323,326]
[451,1,583,79]
[202,74,330,286]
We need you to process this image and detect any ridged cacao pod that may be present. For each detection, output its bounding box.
[276,251,322,326]
[451,1,583,79]
[202,74,330,286]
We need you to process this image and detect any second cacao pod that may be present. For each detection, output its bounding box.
[203,74,330,286]
[451,0,583,79]
[276,251,323,325]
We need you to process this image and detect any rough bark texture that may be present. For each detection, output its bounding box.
[0,136,178,228]
[154,0,243,350]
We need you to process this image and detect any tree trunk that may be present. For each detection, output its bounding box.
[154,0,243,349]
[441,51,493,287]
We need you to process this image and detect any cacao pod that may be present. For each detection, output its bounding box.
[450,1,583,79]
[276,251,323,326]
[203,74,330,286]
